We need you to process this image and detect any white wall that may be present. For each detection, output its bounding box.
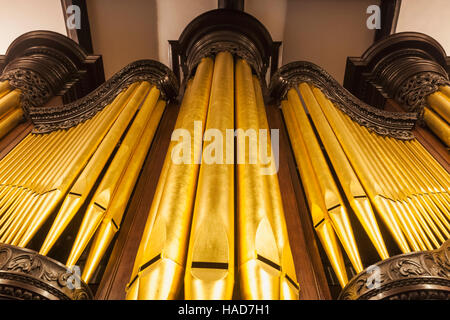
[0,0,66,54]
[396,0,450,54]
[282,0,378,84]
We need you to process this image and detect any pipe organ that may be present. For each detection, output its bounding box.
[0,9,448,301]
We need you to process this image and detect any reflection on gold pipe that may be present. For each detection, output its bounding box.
[281,99,348,288]
[184,52,235,300]
[128,57,214,300]
[39,83,139,255]
[126,80,194,300]
[66,84,159,267]
[308,85,389,260]
[289,85,363,273]
[0,89,21,116]
[82,99,166,283]
[0,108,23,139]
[427,91,450,123]
[253,76,299,299]
[423,107,449,147]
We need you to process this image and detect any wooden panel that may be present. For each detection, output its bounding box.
[95,102,180,300]
[265,103,331,300]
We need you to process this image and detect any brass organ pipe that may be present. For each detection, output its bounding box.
[383,137,446,244]
[66,84,159,266]
[0,108,24,139]
[281,99,348,288]
[316,95,410,253]
[253,76,299,299]
[307,85,389,260]
[39,83,139,255]
[0,89,21,116]
[131,57,213,300]
[427,91,450,123]
[82,99,166,283]
[17,84,147,247]
[126,80,194,300]
[290,86,363,273]
[236,59,292,299]
[340,113,425,251]
[0,81,10,96]
[423,107,449,147]
[364,130,435,250]
[184,52,235,300]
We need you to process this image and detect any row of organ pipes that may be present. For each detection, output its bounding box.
[0,49,447,299]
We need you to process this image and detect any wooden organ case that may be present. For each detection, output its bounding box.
[0,8,448,300]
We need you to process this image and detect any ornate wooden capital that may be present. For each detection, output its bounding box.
[0,243,93,300]
[0,30,105,112]
[339,240,450,300]
[344,32,450,113]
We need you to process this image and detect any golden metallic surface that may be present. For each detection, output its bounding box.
[66,84,159,267]
[290,85,363,273]
[253,76,299,299]
[423,107,449,147]
[129,58,214,300]
[316,94,411,253]
[82,99,166,283]
[0,107,24,139]
[184,52,235,300]
[0,81,10,96]
[281,99,348,288]
[236,59,278,299]
[236,59,298,299]
[126,80,195,300]
[0,89,21,116]
[39,83,139,255]
[308,85,389,260]
[427,91,450,123]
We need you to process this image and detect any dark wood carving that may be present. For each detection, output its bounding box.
[0,30,104,111]
[29,59,178,133]
[374,0,402,42]
[339,240,450,300]
[0,243,92,300]
[169,9,280,89]
[269,60,417,140]
[344,32,450,113]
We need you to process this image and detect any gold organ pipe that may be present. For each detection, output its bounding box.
[130,57,213,300]
[340,113,425,251]
[316,95,411,253]
[184,52,235,300]
[236,59,279,299]
[427,91,450,123]
[423,107,449,147]
[281,99,348,288]
[126,80,194,300]
[39,83,139,255]
[0,108,24,139]
[290,85,363,273]
[82,99,166,283]
[307,85,389,260]
[0,81,10,96]
[253,76,299,299]
[0,89,21,116]
[17,84,146,247]
[66,84,159,266]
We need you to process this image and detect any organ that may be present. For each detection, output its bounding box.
[0,6,448,301]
